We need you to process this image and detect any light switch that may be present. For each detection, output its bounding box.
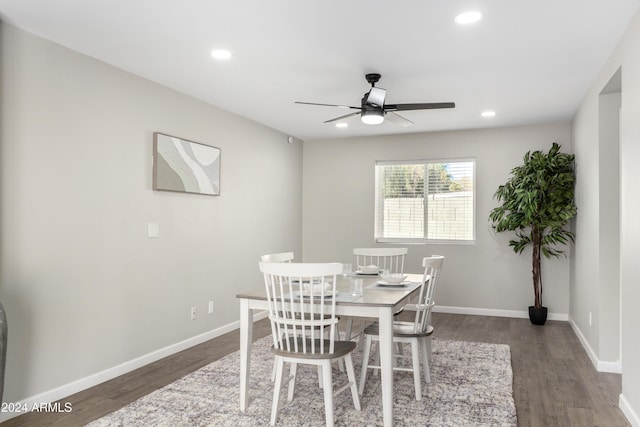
[148,223,159,238]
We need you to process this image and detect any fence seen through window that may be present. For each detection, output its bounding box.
[375,160,475,243]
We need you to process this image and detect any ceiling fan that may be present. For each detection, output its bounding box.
[295,73,455,127]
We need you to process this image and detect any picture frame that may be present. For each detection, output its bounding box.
[153,132,221,196]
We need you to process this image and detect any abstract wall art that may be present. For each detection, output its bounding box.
[153,133,221,196]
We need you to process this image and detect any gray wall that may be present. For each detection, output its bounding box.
[3,8,639,425]
[572,8,640,424]
[302,123,572,318]
[0,23,302,406]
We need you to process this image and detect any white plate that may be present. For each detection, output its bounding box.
[376,281,410,287]
[380,274,408,284]
[299,290,337,298]
[355,271,379,276]
[292,278,322,284]
[358,265,380,274]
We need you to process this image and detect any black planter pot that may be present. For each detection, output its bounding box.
[528,306,548,325]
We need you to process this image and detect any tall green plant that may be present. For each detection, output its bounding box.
[489,142,577,309]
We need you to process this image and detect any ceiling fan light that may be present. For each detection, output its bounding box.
[361,110,384,125]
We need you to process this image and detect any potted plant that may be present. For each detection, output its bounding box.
[489,142,577,325]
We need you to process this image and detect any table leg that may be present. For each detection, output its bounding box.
[239,298,253,412]
[378,307,394,427]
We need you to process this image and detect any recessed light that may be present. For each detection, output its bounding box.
[211,49,232,60]
[455,11,482,24]
[335,123,348,128]
[481,110,496,118]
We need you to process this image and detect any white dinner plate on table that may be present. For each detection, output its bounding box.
[298,290,337,298]
[376,281,411,287]
[355,271,379,276]
[291,278,323,284]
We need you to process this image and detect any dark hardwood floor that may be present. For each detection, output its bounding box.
[1,313,628,426]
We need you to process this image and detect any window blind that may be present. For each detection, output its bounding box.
[375,159,475,243]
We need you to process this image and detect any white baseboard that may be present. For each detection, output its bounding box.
[620,393,640,427]
[0,310,269,423]
[433,305,569,321]
[598,360,623,373]
[568,318,622,373]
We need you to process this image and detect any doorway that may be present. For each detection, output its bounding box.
[598,67,621,369]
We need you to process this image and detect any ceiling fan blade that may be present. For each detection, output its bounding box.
[385,102,455,111]
[386,111,414,127]
[295,101,360,110]
[324,111,362,123]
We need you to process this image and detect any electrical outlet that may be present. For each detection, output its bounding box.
[208,301,214,315]
[191,306,197,320]
[147,223,159,238]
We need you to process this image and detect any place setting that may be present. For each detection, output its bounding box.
[342,263,386,276]
[289,281,337,299]
[289,280,362,303]
[366,271,421,291]
[302,283,335,297]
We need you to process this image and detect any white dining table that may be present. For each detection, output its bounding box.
[236,272,425,427]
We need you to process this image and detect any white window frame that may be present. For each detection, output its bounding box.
[374,158,476,245]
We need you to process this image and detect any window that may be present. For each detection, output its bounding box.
[375,159,475,243]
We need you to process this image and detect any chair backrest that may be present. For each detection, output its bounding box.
[261,252,294,263]
[353,247,408,274]
[413,255,445,333]
[259,262,342,355]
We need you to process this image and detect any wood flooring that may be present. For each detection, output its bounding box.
[2,313,629,426]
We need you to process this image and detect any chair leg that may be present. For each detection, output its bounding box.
[344,353,361,411]
[358,335,373,396]
[332,324,345,372]
[271,356,278,382]
[426,336,433,361]
[345,318,354,341]
[271,356,277,382]
[373,342,380,377]
[347,319,366,349]
[421,338,431,384]
[321,360,335,427]
[356,330,364,350]
[270,357,285,426]
[411,339,422,401]
[317,365,323,388]
[287,362,298,402]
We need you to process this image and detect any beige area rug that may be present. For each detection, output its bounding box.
[87,336,517,426]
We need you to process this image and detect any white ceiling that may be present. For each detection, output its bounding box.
[1,1,639,140]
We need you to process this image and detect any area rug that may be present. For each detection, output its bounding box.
[87,336,517,426]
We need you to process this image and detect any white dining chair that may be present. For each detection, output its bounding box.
[261,251,347,379]
[353,247,407,274]
[345,247,409,342]
[261,252,295,263]
[259,262,361,426]
[261,252,299,381]
[358,255,444,401]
